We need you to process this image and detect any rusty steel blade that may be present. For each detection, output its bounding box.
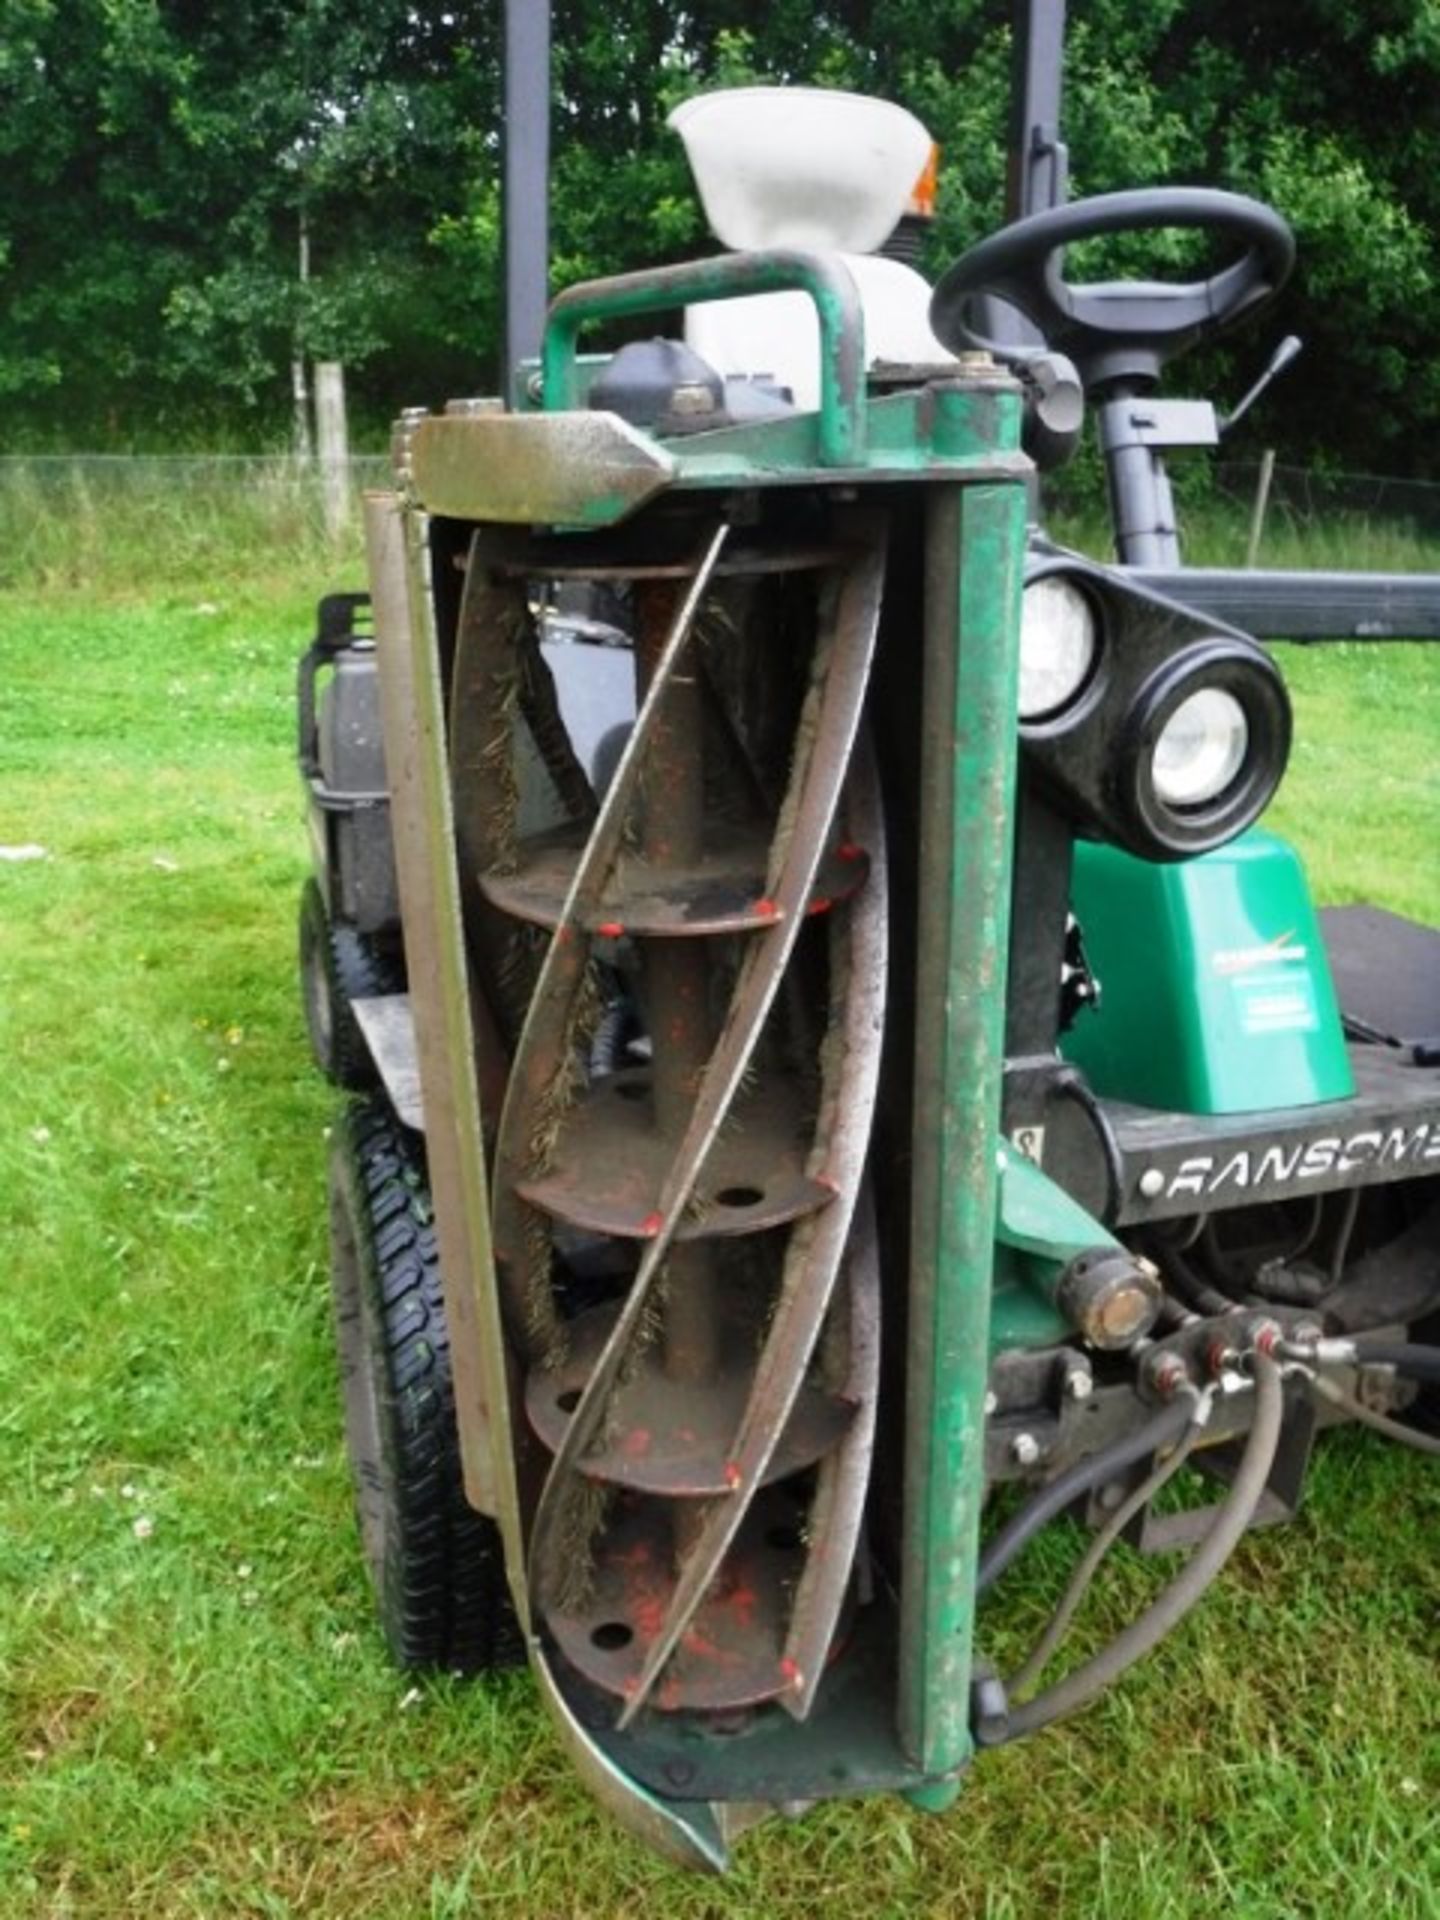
[520,635,600,827]
[543,1486,818,1713]
[782,1187,882,1719]
[530,514,888,1644]
[526,1297,854,1495]
[449,530,550,1038]
[489,520,732,1358]
[614,737,889,1725]
[529,1645,733,1872]
[776,740,888,1717]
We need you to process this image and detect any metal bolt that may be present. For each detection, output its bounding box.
[390,406,429,481]
[1012,1432,1042,1468]
[1206,1337,1236,1379]
[1138,1167,1166,1199]
[1065,1365,1094,1402]
[983,1390,999,1417]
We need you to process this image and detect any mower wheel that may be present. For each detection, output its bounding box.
[329,1098,522,1672]
[1408,1309,1440,1434]
[299,877,396,1089]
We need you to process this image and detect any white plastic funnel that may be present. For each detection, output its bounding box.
[669,87,932,254]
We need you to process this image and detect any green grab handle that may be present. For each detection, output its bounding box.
[541,249,867,467]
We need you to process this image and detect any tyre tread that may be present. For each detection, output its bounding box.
[332,1099,523,1673]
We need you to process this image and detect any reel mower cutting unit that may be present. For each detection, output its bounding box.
[293,1,1439,1870]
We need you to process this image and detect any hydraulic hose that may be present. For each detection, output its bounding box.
[1310,1374,1440,1456]
[1159,1241,1238,1318]
[1351,1342,1440,1385]
[1008,1404,1209,1697]
[1053,1066,1124,1225]
[988,1350,1285,1743]
[978,1399,1194,1597]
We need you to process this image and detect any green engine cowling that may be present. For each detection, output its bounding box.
[1063,826,1354,1115]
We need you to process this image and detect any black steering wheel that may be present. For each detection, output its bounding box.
[930,188,1295,392]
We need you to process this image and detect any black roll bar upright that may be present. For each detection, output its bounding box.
[502,0,552,402]
[981,0,1069,353]
[1006,0,1069,223]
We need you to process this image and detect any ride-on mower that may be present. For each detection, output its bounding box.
[296,1,1439,1870]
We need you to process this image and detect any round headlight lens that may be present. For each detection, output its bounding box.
[1152,687,1249,807]
[1019,576,1097,719]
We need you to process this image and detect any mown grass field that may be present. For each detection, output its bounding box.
[1,472,1437,1917]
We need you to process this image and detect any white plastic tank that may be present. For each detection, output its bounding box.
[669,87,933,253]
[668,87,955,406]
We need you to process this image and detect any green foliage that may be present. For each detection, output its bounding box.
[0,0,501,444]
[2,2,1439,464]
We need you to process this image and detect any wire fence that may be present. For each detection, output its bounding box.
[0,453,392,517]
[0,453,393,478]
[0,455,395,588]
[3,451,1440,588]
[1212,462,1440,536]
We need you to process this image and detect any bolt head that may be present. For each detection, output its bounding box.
[1012,1432,1042,1468]
[1138,1168,1166,1199]
[1066,1367,1094,1402]
[1206,1338,1235,1379]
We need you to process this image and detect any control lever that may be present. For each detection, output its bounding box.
[1016,349,1085,470]
[1221,334,1302,436]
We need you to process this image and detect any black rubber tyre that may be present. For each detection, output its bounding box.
[328,1098,523,1672]
[1408,1308,1440,1434]
[299,877,396,1090]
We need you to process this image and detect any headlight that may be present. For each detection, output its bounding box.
[1152,688,1249,807]
[1019,576,1097,720]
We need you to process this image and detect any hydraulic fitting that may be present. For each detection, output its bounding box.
[1058,1248,1163,1350]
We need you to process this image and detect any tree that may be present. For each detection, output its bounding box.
[0,0,501,444]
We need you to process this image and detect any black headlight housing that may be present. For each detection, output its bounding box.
[1018,552,1291,860]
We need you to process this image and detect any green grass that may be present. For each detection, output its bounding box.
[1,486,1437,1917]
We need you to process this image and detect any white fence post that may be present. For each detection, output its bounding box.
[315,360,350,542]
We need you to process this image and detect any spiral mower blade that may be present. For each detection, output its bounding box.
[459,505,890,1775]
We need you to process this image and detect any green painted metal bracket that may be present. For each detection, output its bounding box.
[996,1137,1123,1265]
[899,457,1028,1788]
[996,1139,1161,1349]
[668,381,1028,485]
[542,249,868,468]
